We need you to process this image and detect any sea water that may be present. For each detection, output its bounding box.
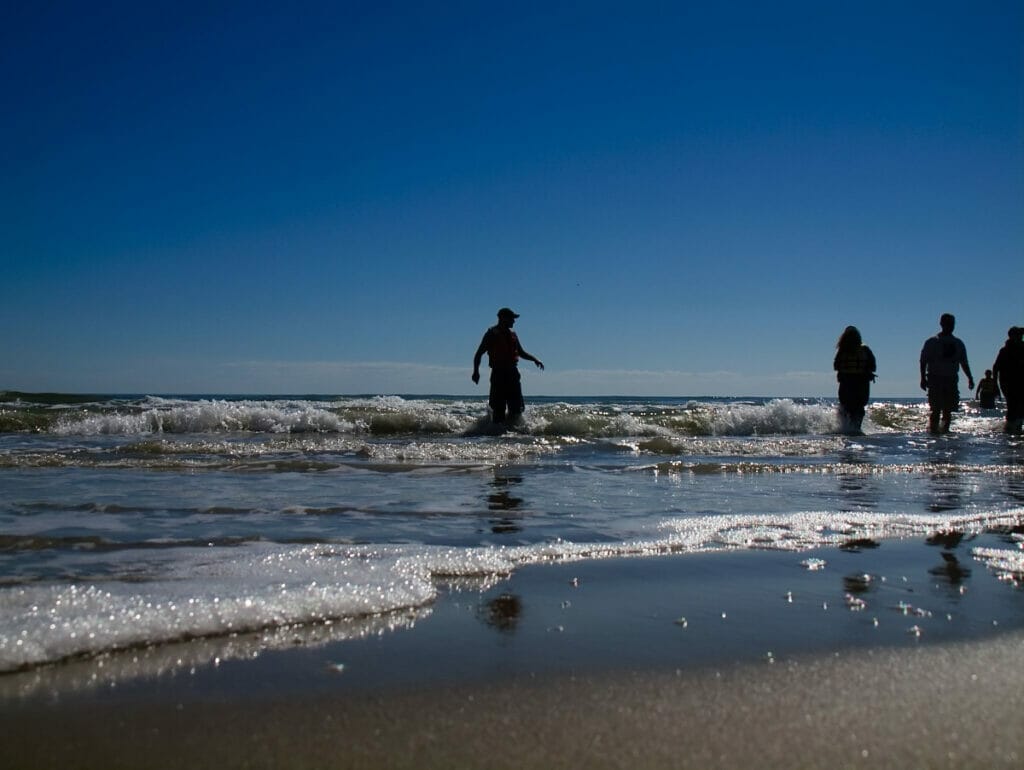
[1,393,1022,675]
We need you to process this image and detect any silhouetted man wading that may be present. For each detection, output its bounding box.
[920,313,974,434]
[472,308,544,424]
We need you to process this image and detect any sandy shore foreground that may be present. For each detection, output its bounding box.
[5,633,1024,769]
[4,542,1024,768]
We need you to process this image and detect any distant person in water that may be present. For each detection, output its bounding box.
[992,326,1024,434]
[975,370,999,409]
[472,307,544,424]
[833,326,876,433]
[920,313,974,434]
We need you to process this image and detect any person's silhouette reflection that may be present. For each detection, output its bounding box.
[926,530,972,589]
[924,441,968,513]
[928,551,972,587]
[478,592,522,633]
[487,472,525,534]
[837,471,880,511]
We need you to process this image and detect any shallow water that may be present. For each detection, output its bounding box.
[1,393,1022,674]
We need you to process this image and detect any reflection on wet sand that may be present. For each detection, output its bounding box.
[997,440,1024,504]
[478,593,522,633]
[924,440,970,513]
[839,538,880,552]
[836,471,881,511]
[920,527,973,594]
[929,551,972,588]
[926,470,967,512]
[487,472,525,534]
[842,573,874,595]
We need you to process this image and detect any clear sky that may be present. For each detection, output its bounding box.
[2,1,1021,396]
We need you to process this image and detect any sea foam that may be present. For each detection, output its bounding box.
[0,544,436,671]
[54,399,355,436]
[40,396,867,438]
[4,507,1022,672]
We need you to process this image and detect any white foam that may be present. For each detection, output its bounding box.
[4,508,1022,671]
[0,544,437,671]
[700,399,840,436]
[38,395,1003,441]
[639,435,847,457]
[972,546,1024,585]
[356,438,560,464]
[55,399,355,436]
[0,608,429,699]
[655,510,1024,552]
[51,396,841,438]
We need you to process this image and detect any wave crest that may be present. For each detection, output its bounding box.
[3,395,959,439]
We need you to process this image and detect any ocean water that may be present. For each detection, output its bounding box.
[1,392,1022,678]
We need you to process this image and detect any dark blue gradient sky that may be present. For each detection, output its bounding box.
[3,1,1021,395]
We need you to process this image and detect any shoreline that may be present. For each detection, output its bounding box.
[6,633,1024,769]
[4,536,1024,767]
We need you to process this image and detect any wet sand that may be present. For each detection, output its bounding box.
[4,538,1024,768]
[6,634,1024,769]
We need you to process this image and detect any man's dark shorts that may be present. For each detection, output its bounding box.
[489,367,524,423]
[927,376,960,412]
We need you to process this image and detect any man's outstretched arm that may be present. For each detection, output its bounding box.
[518,348,544,370]
[472,335,489,383]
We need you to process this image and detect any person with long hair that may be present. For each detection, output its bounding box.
[834,326,876,434]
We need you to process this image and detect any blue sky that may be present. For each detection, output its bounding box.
[2,1,1021,396]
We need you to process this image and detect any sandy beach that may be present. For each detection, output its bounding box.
[4,539,1023,769]
[6,0,1023,764]
[6,634,1024,770]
